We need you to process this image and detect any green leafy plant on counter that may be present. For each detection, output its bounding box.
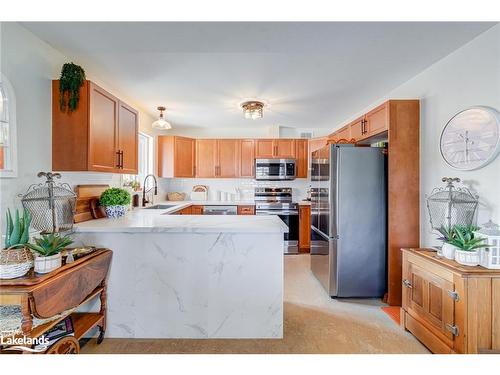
[4,208,31,249]
[59,62,86,113]
[26,233,74,257]
[447,225,489,252]
[100,187,132,207]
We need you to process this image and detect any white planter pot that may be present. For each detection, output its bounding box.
[454,249,480,266]
[442,243,459,260]
[105,205,127,219]
[34,253,62,274]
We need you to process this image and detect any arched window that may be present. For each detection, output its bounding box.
[0,73,18,177]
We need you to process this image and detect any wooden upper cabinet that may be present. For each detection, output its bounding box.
[158,136,195,178]
[255,139,296,158]
[195,139,217,177]
[348,116,365,142]
[217,139,239,177]
[88,83,119,172]
[365,102,389,137]
[329,125,350,142]
[117,101,138,174]
[295,139,308,178]
[52,80,139,174]
[194,139,239,178]
[275,139,296,158]
[239,139,255,177]
[309,137,328,153]
[255,139,275,158]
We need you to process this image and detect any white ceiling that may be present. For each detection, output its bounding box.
[22,22,496,133]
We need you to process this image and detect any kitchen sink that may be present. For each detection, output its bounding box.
[144,204,178,210]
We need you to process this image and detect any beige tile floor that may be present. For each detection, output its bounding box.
[81,254,429,354]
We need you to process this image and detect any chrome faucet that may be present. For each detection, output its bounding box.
[142,174,158,207]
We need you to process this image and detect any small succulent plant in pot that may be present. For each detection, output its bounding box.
[447,225,489,266]
[1,209,34,279]
[100,187,131,219]
[437,225,459,260]
[27,233,73,274]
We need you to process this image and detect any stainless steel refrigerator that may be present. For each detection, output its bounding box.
[310,144,387,298]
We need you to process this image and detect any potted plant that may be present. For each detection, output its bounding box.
[437,225,459,260]
[0,209,34,279]
[27,233,73,274]
[100,187,131,218]
[59,62,86,113]
[448,225,489,266]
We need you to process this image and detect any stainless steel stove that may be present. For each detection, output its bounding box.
[255,187,299,254]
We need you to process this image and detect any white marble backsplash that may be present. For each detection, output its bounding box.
[159,178,310,202]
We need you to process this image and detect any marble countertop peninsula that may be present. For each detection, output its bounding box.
[74,202,288,234]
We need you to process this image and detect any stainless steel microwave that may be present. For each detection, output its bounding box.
[255,159,296,180]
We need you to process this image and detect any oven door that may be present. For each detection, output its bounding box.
[256,210,299,254]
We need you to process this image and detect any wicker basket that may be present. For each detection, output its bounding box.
[0,247,34,279]
[167,192,186,201]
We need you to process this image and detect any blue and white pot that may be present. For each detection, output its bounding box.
[105,205,127,219]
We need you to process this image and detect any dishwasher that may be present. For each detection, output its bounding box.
[203,206,237,215]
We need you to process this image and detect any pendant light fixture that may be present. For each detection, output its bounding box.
[152,106,172,130]
[241,100,264,120]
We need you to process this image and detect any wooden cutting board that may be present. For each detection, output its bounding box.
[74,184,109,223]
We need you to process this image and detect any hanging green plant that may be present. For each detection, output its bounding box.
[59,62,86,113]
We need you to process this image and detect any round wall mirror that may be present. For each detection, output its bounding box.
[440,106,500,171]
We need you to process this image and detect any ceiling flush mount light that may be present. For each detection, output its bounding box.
[152,106,172,130]
[241,100,264,120]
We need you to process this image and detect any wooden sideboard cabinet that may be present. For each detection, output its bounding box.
[52,80,138,173]
[401,248,500,354]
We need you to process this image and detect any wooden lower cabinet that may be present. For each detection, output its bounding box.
[191,205,204,215]
[401,248,500,354]
[237,205,255,215]
[173,206,193,215]
[298,204,311,252]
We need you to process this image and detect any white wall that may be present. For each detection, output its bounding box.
[331,24,500,247]
[0,22,156,231]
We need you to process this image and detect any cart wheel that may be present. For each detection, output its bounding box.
[97,328,105,344]
[46,336,80,354]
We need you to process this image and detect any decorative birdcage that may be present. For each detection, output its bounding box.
[476,220,500,269]
[21,172,76,234]
[426,177,479,231]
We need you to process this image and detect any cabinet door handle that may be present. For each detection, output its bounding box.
[445,324,459,336]
[120,150,124,168]
[193,165,196,176]
[116,151,121,168]
[402,279,413,289]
